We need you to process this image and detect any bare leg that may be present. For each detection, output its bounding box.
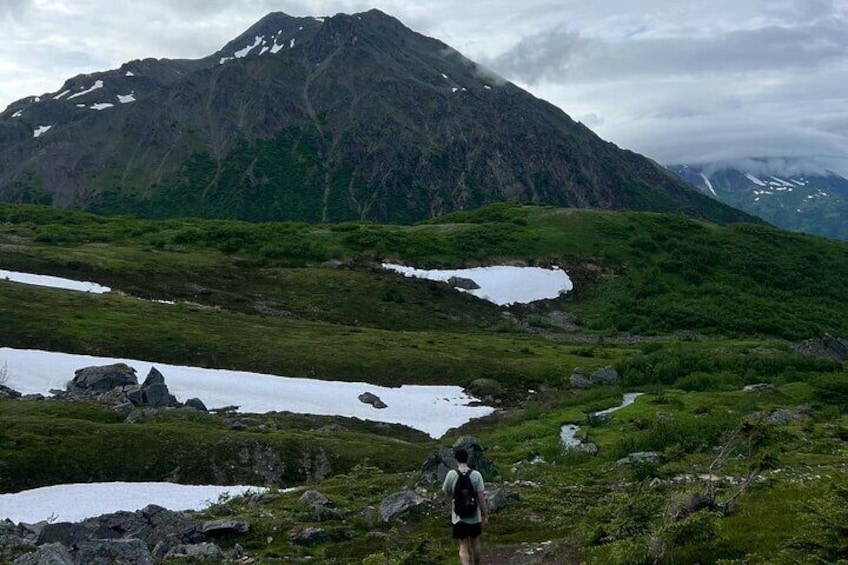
[458,538,471,565]
[470,536,482,565]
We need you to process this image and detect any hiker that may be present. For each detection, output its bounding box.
[442,448,488,565]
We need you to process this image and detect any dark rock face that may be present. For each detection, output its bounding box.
[448,276,480,290]
[7,505,246,564]
[0,384,22,399]
[0,10,754,226]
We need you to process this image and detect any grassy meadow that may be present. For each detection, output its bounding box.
[0,202,846,564]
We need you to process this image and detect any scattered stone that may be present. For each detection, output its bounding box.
[363,506,377,531]
[743,383,777,393]
[299,490,331,507]
[200,519,250,536]
[289,526,331,545]
[569,372,592,389]
[74,538,153,565]
[358,392,387,409]
[0,384,22,399]
[447,276,480,290]
[485,489,513,513]
[184,397,208,411]
[576,442,599,456]
[616,451,661,466]
[164,542,225,559]
[12,543,74,565]
[378,491,427,523]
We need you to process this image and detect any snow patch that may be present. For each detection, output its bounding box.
[53,89,71,100]
[117,92,135,104]
[290,38,296,48]
[452,87,459,93]
[1,269,110,293]
[32,125,52,138]
[90,102,114,110]
[382,264,572,306]
[699,173,716,196]
[219,56,233,65]
[125,70,135,77]
[0,482,268,524]
[234,35,263,58]
[744,173,766,187]
[11,110,22,118]
[259,46,270,55]
[0,348,493,438]
[68,80,104,100]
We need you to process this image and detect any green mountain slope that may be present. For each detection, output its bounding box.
[0,11,755,225]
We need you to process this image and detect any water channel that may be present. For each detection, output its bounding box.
[560,392,643,449]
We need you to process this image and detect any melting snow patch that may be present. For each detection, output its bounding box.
[32,125,52,138]
[270,42,284,54]
[75,103,85,108]
[219,56,233,64]
[484,85,492,89]
[12,110,22,118]
[382,264,572,306]
[452,87,459,93]
[68,80,104,100]
[91,102,114,110]
[259,46,270,55]
[441,73,449,79]
[1,348,493,438]
[53,89,71,100]
[290,38,296,48]
[234,35,263,58]
[117,93,135,104]
[125,70,135,76]
[0,482,269,524]
[700,173,716,196]
[744,173,766,187]
[1,269,110,293]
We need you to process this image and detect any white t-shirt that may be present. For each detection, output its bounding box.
[442,468,485,524]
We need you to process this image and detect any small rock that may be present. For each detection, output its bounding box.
[289,526,331,546]
[379,491,427,523]
[358,392,387,409]
[447,276,480,290]
[184,397,208,411]
[200,519,250,536]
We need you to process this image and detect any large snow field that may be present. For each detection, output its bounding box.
[1,348,493,439]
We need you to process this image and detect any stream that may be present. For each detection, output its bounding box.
[561,392,643,449]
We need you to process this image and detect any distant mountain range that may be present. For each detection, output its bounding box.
[0,9,754,224]
[669,162,848,241]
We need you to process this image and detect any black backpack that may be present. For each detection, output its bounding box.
[453,470,478,518]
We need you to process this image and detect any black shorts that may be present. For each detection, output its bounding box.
[452,521,482,539]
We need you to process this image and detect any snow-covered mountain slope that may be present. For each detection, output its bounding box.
[669,163,848,241]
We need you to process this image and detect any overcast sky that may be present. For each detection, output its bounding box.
[2,0,847,174]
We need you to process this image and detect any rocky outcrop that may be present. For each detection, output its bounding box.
[464,378,504,404]
[0,384,22,399]
[591,366,620,386]
[569,368,592,389]
[7,505,246,564]
[419,436,498,485]
[378,491,427,523]
[617,452,661,466]
[795,334,848,361]
[299,490,341,522]
[60,364,188,410]
[289,526,331,546]
[447,276,480,290]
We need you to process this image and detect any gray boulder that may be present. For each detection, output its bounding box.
[199,519,250,537]
[299,490,331,507]
[141,367,165,387]
[447,276,480,290]
[0,384,22,399]
[570,373,592,389]
[590,366,620,385]
[288,526,331,546]
[184,398,208,411]
[485,489,515,514]
[74,538,153,565]
[616,451,661,466]
[379,491,427,523]
[358,392,387,409]
[576,442,599,456]
[141,383,176,408]
[164,542,225,559]
[36,523,89,546]
[12,543,74,565]
[464,378,503,403]
[68,364,137,392]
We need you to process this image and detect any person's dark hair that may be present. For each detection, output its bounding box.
[454,448,469,464]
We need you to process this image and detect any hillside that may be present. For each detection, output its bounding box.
[0,203,846,564]
[669,162,848,241]
[0,10,754,225]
